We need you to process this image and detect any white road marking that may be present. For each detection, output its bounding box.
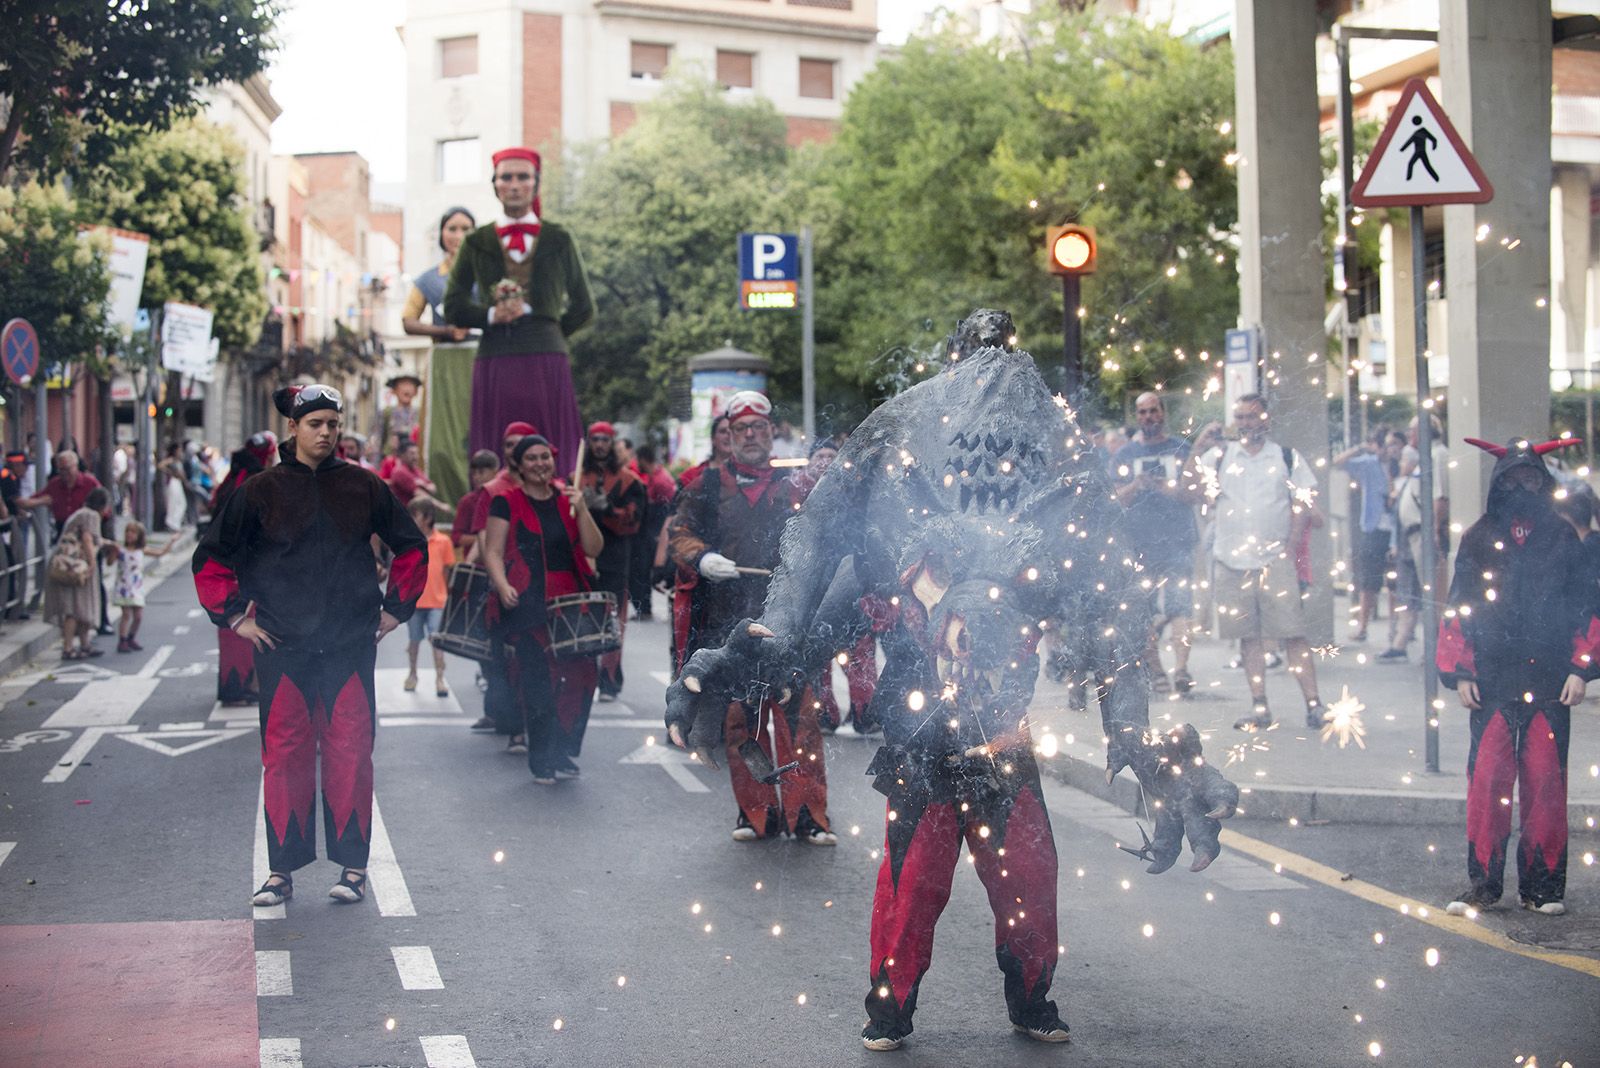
[255,950,293,996]
[1044,783,1305,892]
[650,670,672,687]
[41,725,138,783]
[186,608,205,618]
[419,1035,477,1068]
[374,667,463,714]
[39,645,175,729]
[590,698,638,718]
[259,1038,303,1068]
[391,945,445,990]
[160,721,207,730]
[117,727,253,758]
[135,644,176,678]
[620,741,709,793]
[0,841,15,871]
[173,624,191,635]
[369,795,417,917]
[254,775,284,921]
[209,702,258,724]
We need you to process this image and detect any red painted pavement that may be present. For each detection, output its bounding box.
[0,919,258,1068]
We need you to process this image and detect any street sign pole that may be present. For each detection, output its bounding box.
[1410,204,1441,773]
[801,226,815,443]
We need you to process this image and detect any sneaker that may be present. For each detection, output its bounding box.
[1522,898,1566,916]
[1264,651,1284,670]
[1172,669,1194,695]
[597,692,617,703]
[794,811,837,846]
[1013,1020,1071,1044]
[731,812,760,842]
[507,735,528,754]
[1234,703,1272,732]
[554,757,581,780]
[1304,699,1326,729]
[1445,887,1500,916]
[469,716,497,733]
[862,1021,907,1052]
[1376,648,1408,662]
[530,767,557,785]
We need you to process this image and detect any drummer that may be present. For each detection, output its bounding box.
[466,421,539,738]
[480,434,603,783]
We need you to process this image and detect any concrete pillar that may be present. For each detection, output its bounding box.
[1381,220,1418,397]
[1233,0,1332,641]
[1552,165,1589,381]
[1440,0,1552,523]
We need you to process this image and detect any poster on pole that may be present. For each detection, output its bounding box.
[160,302,216,379]
[79,227,150,333]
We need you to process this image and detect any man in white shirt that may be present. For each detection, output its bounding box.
[1193,393,1325,731]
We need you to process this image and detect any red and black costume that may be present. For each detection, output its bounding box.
[487,469,597,776]
[193,437,426,875]
[670,459,830,838]
[209,432,277,705]
[580,428,646,698]
[1436,437,1600,910]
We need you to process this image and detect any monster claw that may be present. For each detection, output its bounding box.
[1189,848,1219,873]
[693,746,721,771]
[747,623,775,638]
[684,675,702,694]
[1206,805,1233,820]
[779,688,792,705]
[1105,768,1115,786]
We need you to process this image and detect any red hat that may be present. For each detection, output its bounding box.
[503,420,538,439]
[725,391,772,424]
[491,147,541,171]
[588,421,617,438]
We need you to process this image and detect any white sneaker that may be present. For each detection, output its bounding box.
[802,828,838,847]
[732,814,759,842]
[1523,899,1566,916]
[1444,900,1473,917]
[862,1035,903,1052]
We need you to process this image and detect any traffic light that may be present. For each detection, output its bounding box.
[1046,224,1097,275]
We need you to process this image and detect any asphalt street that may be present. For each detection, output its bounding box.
[0,572,1596,1067]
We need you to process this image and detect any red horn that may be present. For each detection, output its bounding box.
[1462,437,1506,458]
[1532,437,1583,456]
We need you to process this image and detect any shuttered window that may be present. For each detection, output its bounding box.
[631,42,671,80]
[798,57,835,100]
[717,50,754,90]
[439,36,478,79]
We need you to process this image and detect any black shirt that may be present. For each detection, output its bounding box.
[488,492,576,574]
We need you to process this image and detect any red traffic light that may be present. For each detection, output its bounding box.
[1046,225,1097,275]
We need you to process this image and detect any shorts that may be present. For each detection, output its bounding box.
[1395,530,1423,612]
[407,607,443,644]
[1353,528,1392,594]
[1144,559,1195,622]
[1213,560,1308,642]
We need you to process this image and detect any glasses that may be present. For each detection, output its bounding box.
[731,420,771,437]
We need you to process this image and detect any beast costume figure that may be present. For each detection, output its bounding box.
[665,311,1239,1051]
[195,384,427,908]
[1437,436,1600,917]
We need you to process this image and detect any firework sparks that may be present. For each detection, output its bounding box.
[1319,686,1367,750]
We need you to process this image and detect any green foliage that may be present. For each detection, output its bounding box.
[0,181,117,372]
[811,12,1238,406]
[552,79,803,426]
[0,0,279,182]
[76,118,266,351]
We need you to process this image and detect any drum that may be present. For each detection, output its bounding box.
[432,563,494,661]
[546,591,621,658]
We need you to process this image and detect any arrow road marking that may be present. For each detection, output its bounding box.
[0,841,15,872]
[621,740,709,793]
[41,644,174,728]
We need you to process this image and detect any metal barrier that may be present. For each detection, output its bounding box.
[0,511,50,622]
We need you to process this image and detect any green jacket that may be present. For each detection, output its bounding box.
[443,221,594,357]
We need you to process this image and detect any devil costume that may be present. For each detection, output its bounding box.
[670,450,831,841]
[580,424,647,698]
[194,389,427,881]
[1437,436,1600,912]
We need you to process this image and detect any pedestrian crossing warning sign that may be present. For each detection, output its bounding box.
[1352,78,1493,208]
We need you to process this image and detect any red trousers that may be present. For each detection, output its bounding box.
[866,775,1060,1035]
[724,693,830,836]
[257,641,377,873]
[1465,702,1569,906]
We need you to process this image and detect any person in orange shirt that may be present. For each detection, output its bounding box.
[406,498,456,697]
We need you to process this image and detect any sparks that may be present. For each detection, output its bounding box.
[1319,686,1367,750]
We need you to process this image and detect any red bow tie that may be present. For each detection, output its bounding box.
[497,221,541,254]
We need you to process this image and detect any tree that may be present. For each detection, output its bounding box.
[0,0,279,182]
[552,78,803,428]
[0,181,117,373]
[76,117,267,351]
[812,12,1238,411]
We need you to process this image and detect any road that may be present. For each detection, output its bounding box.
[0,570,1595,1067]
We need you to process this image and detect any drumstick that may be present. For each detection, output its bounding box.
[572,440,586,484]
[735,566,772,576]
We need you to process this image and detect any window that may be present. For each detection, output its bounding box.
[798,57,835,100]
[437,138,480,185]
[717,50,754,90]
[631,41,671,81]
[439,36,478,79]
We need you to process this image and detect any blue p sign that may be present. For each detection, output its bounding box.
[739,233,798,282]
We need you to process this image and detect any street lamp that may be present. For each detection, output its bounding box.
[1045,224,1097,400]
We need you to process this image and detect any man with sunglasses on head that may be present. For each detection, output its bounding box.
[670,391,835,846]
[194,384,428,909]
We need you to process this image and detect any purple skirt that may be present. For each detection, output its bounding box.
[470,352,584,468]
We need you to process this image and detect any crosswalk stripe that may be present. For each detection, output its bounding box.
[369,795,417,917]
[256,950,292,996]
[391,945,445,990]
[0,841,14,871]
[419,1035,477,1067]
[259,1037,303,1068]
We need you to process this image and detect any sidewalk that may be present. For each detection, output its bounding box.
[1032,631,1600,830]
[0,526,197,680]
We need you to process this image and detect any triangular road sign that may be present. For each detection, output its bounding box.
[1352,78,1493,208]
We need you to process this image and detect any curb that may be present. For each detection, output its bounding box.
[1042,750,1600,832]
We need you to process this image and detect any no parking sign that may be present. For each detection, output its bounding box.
[1,318,40,386]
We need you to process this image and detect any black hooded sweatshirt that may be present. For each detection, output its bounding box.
[1437,440,1600,703]
[193,441,427,653]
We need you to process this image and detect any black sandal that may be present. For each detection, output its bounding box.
[328,868,367,903]
[252,872,292,907]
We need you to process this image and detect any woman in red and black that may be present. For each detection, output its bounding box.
[209,431,277,706]
[481,434,604,783]
[194,385,427,908]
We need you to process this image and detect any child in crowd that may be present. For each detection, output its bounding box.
[406,498,455,696]
[113,522,170,653]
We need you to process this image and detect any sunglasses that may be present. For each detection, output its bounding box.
[294,384,344,412]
